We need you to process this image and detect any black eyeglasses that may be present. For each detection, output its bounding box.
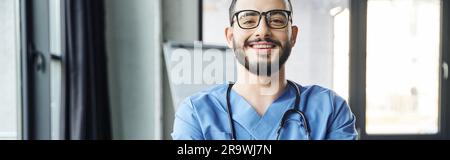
[230,10,292,29]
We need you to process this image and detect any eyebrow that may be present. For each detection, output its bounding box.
[240,11,259,17]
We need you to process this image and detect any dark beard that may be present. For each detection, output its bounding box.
[233,38,292,76]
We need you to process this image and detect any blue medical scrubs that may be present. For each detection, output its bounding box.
[171,82,358,140]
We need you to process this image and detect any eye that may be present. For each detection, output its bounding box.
[239,15,258,25]
[271,19,285,23]
[242,20,256,24]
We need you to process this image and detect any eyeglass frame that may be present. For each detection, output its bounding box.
[230,9,293,29]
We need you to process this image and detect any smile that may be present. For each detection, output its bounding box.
[248,42,276,50]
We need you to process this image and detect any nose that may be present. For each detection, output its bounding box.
[254,16,272,39]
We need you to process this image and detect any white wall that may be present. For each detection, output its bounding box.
[163,0,200,42]
[105,0,162,140]
[162,0,200,139]
[285,0,336,88]
[0,0,18,140]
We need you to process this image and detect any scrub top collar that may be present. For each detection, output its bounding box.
[226,84,298,139]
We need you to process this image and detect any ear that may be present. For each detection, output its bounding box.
[225,27,234,49]
[290,25,299,47]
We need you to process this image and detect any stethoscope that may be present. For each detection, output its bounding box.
[226,80,311,140]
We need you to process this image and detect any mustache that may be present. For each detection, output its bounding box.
[244,38,282,47]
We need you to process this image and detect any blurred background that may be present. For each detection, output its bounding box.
[0,0,449,140]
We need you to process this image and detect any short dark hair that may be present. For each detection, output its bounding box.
[229,0,293,25]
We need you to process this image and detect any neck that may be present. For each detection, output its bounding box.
[232,64,288,116]
[235,64,287,95]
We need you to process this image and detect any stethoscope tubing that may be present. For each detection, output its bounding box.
[226,80,310,140]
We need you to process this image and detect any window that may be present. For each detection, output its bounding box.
[365,0,441,135]
[0,0,19,140]
[333,7,350,101]
[49,0,63,140]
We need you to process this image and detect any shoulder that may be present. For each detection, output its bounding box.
[188,84,228,103]
[298,83,355,121]
[301,84,346,104]
[177,83,229,114]
[296,83,349,115]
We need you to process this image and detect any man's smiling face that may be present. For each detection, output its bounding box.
[226,0,298,76]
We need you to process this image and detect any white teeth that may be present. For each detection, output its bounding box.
[252,44,274,49]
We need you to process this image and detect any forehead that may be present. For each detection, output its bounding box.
[234,0,289,12]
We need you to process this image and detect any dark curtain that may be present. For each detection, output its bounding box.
[63,0,111,140]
